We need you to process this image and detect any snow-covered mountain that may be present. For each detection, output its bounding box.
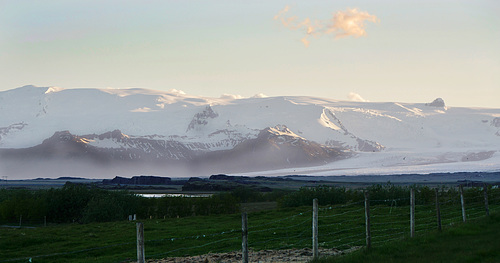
[1,85,499,179]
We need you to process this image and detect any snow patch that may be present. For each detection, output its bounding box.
[267,125,304,139]
[44,87,64,94]
[352,107,403,121]
[87,138,131,149]
[319,109,342,131]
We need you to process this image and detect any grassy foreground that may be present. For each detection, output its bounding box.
[313,212,500,263]
[0,207,314,263]
[1,185,498,263]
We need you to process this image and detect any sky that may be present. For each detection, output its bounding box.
[1,0,499,108]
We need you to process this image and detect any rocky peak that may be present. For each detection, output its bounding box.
[186,105,219,132]
[52,131,75,141]
[98,129,129,141]
[262,125,299,138]
[42,131,97,146]
[425,98,446,107]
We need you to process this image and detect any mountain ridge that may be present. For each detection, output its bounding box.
[1,85,499,179]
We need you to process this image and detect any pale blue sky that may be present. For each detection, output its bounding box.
[1,0,499,107]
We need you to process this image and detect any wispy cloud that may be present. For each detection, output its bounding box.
[348,92,369,102]
[274,6,379,47]
[274,5,291,21]
[252,93,269,98]
[220,94,243,100]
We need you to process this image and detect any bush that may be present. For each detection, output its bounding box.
[230,187,262,203]
[278,186,362,207]
[153,193,240,218]
[366,183,410,205]
[0,189,47,223]
[277,184,477,208]
[82,196,125,223]
[0,183,244,224]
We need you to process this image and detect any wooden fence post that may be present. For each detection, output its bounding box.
[460,185,466,223]
[137,222,145,263]
[312,198,319,259]
[364,191,371,249]
[435,188,442,231]
[410,188,415,238]
[483,185,490,216]
[44,216,47,227]
[19,215,22,228]
[242,212,249,263]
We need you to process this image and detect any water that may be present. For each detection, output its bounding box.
[137,193,213,198]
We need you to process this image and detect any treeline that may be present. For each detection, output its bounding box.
[278,184,496,207]
[0,183,240,224]
[1,182,496,225]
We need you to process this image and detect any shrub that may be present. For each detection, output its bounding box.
[82,196,125,223]
[278,186,362,207]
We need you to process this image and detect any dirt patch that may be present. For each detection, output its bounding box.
[148,247,360,263]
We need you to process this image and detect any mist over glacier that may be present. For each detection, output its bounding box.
[1,85,499,179]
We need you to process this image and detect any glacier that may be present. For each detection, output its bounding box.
[1,85,499,179]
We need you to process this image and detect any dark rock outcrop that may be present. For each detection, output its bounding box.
[425,98,446,107]
[0,122,27,142]
[491,117,500,128]
[186,105,219,132]
[103,175,172,185]
[210,174,250,181]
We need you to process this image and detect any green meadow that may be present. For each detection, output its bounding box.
[1,185,498,262]
[314,212,500,263]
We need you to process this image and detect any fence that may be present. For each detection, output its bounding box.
[2,186,500,262]
[0,216,48,228]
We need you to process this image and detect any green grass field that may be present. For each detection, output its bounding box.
[313,212,500,263]
[1,208,311,263]
[1,189,499,263]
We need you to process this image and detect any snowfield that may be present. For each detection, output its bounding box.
[1,85,499,179]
